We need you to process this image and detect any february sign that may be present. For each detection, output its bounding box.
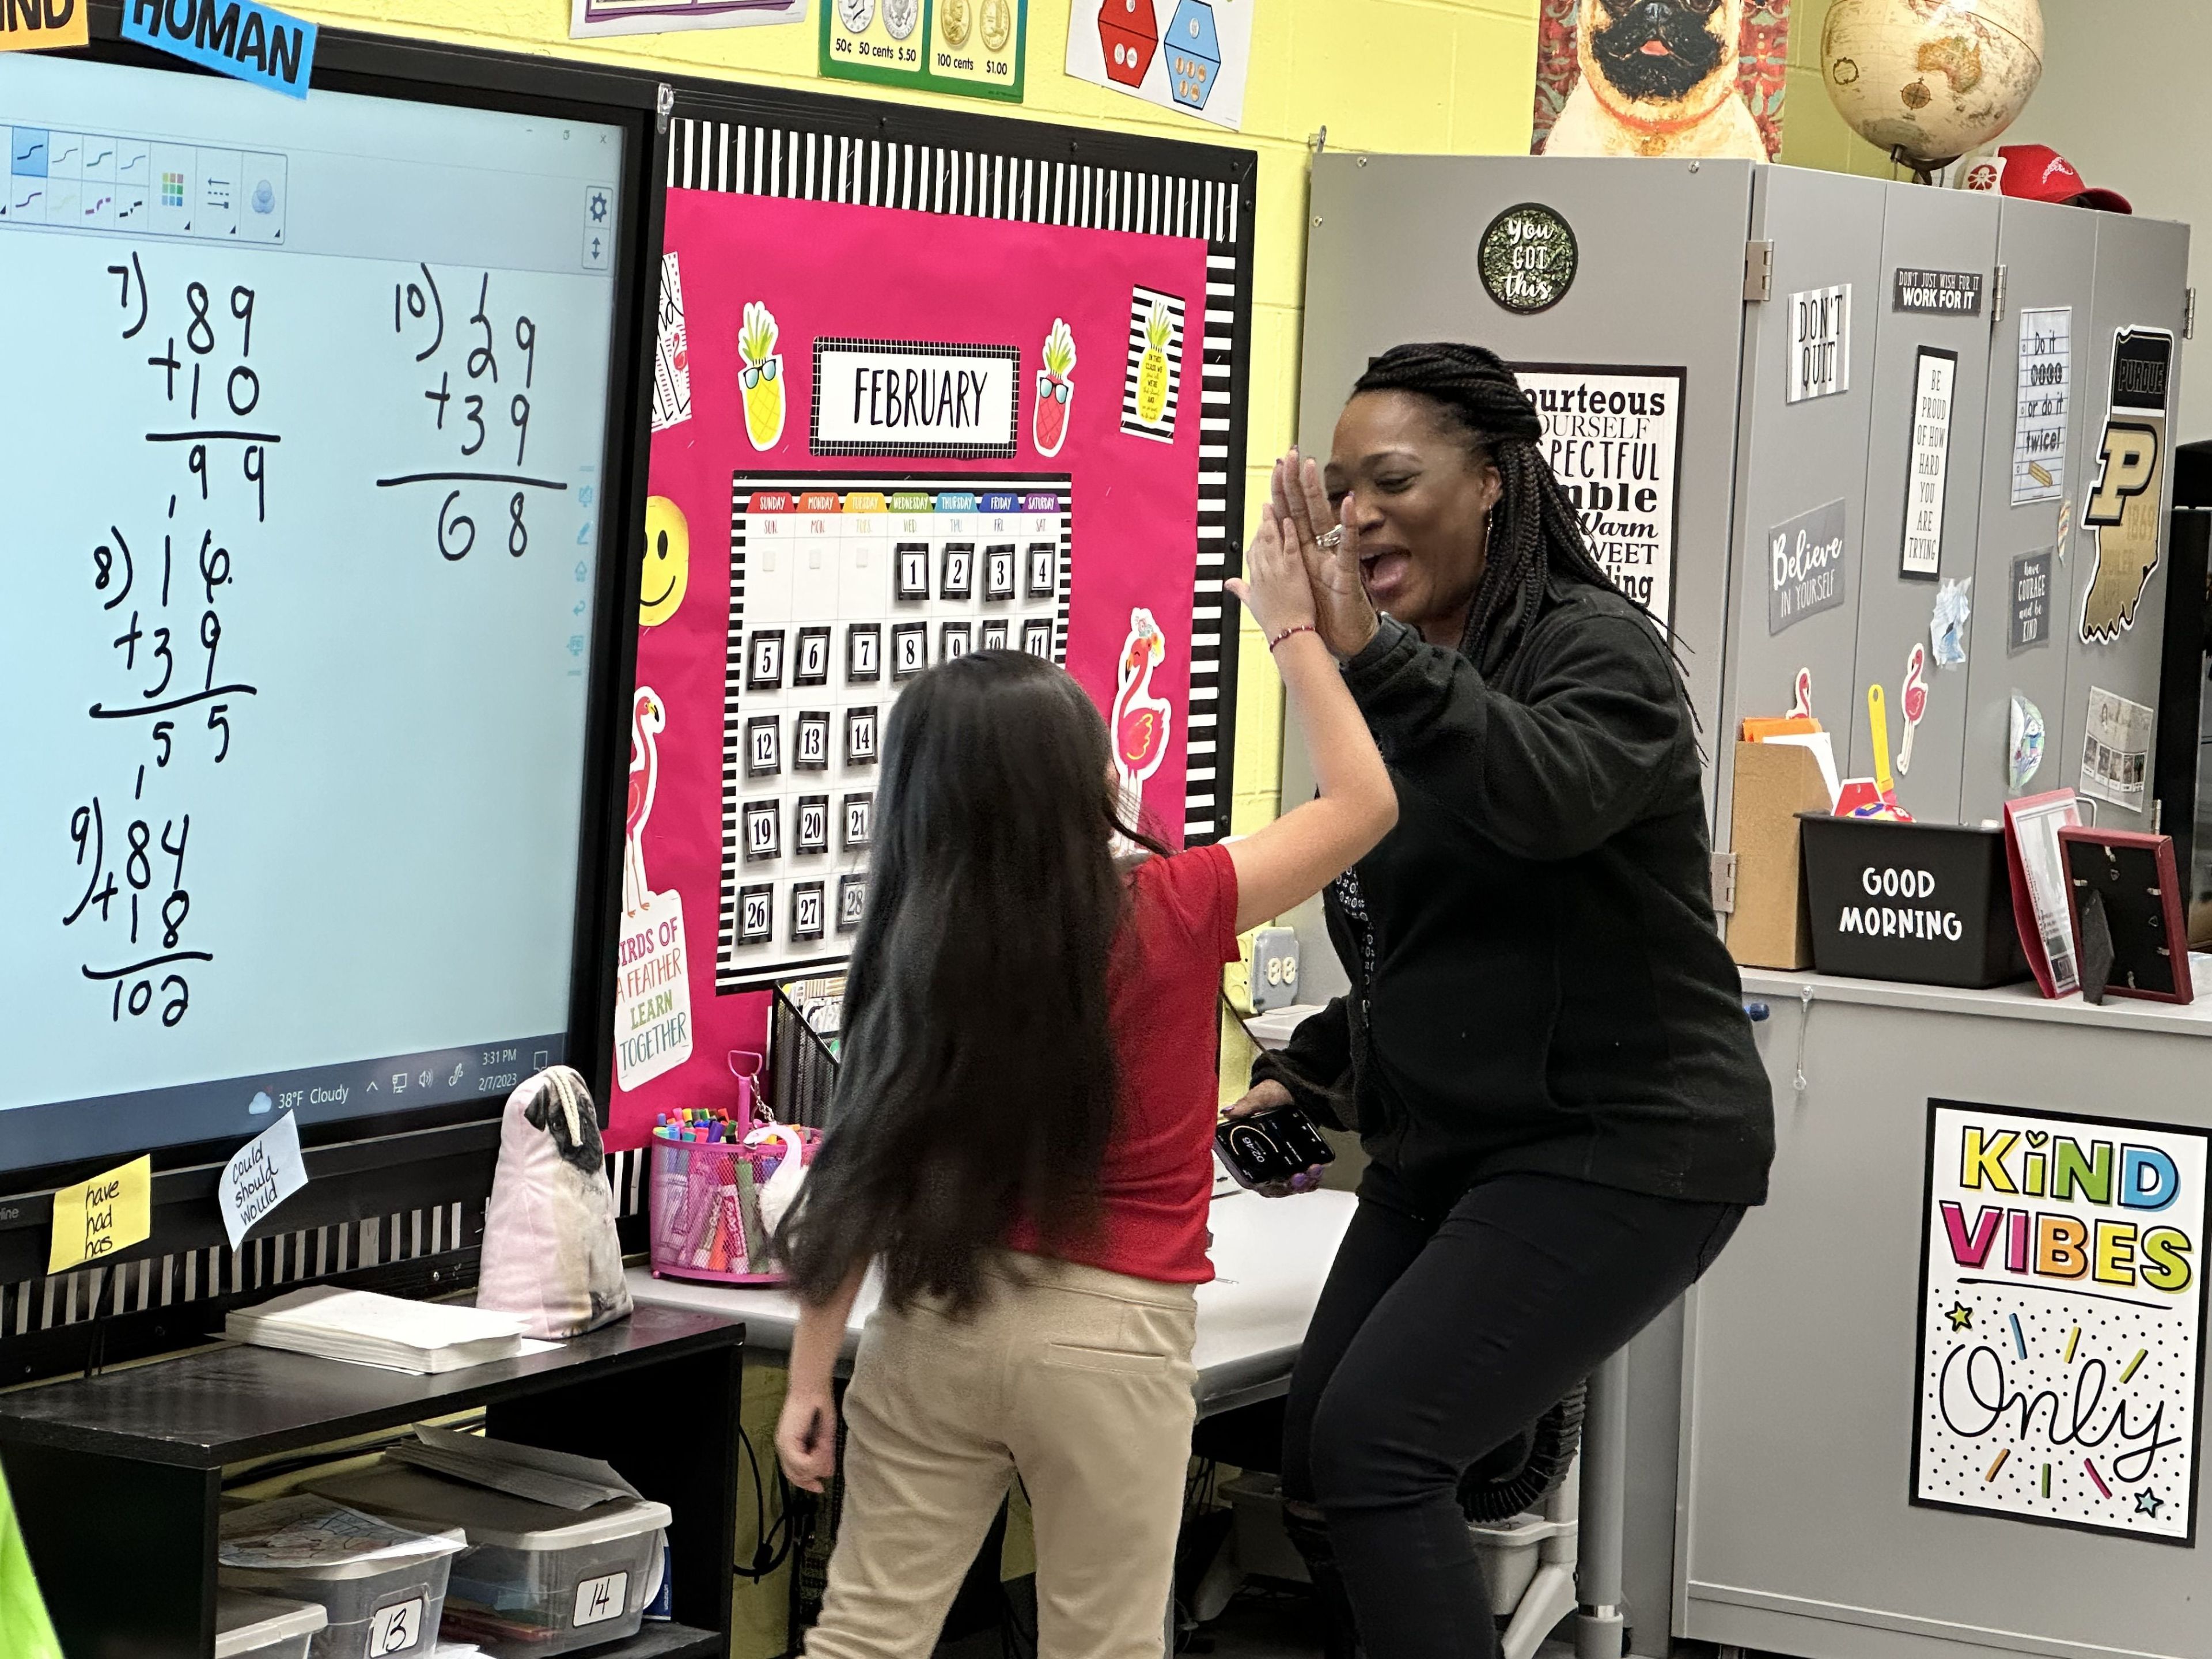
[1914,1100,2207,1543]
[810,339,1020,459]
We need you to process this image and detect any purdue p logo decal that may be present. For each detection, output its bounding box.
[2081,328,2176,645]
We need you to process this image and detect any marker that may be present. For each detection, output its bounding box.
[1867,683,1896,802]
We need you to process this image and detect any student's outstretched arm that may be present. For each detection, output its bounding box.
[1224,486,1397,934]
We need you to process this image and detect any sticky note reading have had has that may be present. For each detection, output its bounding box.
[121,0,316,99]
[47,1156,150,1275]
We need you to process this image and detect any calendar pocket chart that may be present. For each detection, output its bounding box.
[716,473,1071,989]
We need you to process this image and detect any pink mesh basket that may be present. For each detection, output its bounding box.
[648,1129,818,1286]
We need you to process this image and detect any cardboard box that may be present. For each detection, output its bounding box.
[1725,740,1831,969]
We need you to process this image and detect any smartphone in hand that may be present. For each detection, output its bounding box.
[1215,1103,1336,1190]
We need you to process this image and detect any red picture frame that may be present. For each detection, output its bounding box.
[2055,827,2194,1005]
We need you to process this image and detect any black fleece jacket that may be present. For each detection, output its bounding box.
[1254,588,1773,1211]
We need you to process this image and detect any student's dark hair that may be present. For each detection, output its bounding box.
[776,650,1166,1313]
[1353,342,1664,675]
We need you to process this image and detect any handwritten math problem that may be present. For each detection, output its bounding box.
[61,253,272,1031]
[378,263,569,564]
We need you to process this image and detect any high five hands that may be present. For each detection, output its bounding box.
[1271,448,1380,661]
[1225,449,1380,662]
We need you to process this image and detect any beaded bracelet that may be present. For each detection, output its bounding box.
[1268,623,1318,652]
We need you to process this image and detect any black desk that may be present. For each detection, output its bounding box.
[0,1306,743,1659]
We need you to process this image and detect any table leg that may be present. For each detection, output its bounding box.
[1572,1350,1630,1659]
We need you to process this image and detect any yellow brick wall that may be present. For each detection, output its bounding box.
[1778,0,1901,179]
[286,0,1544,838]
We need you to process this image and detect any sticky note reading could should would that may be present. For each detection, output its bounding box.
[48,1156,151,1275]
[219,1110,308,1250]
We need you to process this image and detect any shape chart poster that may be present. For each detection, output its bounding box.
[611,183,1209,1147]
[1914,1100,2208,1543]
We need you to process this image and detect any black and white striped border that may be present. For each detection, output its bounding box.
[669,113,1244,845]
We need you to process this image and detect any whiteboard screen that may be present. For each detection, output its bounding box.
[0,54,626,1173]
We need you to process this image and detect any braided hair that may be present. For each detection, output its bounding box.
[1352,342,1653,676]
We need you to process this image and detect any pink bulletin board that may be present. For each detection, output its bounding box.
[605,103,1254,1153]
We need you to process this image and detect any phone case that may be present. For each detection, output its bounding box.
[1214,1104,1337,1190]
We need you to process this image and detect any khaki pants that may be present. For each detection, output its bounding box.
[805,1255,1199,1659]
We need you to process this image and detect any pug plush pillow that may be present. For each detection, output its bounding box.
[1545,0,1768,160]
[478,1065,634,1339]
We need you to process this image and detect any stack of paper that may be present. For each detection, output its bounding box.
[385,1426,642,1510]
[226,1286,529,1374]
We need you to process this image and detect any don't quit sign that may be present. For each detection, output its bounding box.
[1914,1100,2208,1543]
[1788,285,1850,405]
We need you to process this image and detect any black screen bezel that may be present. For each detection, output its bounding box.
[0,10,658,1232]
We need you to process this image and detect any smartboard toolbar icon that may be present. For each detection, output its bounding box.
[162,171,184,207]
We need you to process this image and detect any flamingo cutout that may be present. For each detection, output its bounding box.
[1109,609,1172,832]
[743,1124,809,1248]
[624,687,666,915]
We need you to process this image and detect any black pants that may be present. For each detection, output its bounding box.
[1282,1165,1744,1659]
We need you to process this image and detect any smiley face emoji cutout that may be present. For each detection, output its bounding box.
[641,496,691,626]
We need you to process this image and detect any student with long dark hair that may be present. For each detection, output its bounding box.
[1226,344,1774,1659]
[772,503,1396,1659]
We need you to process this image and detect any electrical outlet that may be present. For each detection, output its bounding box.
[1250,926,1301,1014]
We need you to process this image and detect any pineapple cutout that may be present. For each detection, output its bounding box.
[738,300,785,452]
[1033,319,1077,458]
[1119,285,1185,444]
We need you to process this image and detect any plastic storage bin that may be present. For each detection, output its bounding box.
[217,1592,329,1659]
[1798,813,2029,988]
[219,1495,464,1659]
[313,1464,672,1657]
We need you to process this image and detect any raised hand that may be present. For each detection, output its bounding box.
[1227,501,1319,643]
[1271,448,1378,660]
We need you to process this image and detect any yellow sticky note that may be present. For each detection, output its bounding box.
[0,0,89,51]
[47,1157,151,1275]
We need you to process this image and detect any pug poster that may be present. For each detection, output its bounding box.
[1534,0,1789,161]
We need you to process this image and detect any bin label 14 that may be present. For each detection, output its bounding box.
[575,1570,631,1626]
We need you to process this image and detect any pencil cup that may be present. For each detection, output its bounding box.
[647,1126,819,1286]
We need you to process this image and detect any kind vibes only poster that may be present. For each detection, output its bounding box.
[1914,1100,2210,1543]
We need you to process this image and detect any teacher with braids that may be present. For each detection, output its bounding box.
[1228,343,1774,1659]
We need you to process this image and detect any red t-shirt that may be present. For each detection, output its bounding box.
[1008,842,1241,1285]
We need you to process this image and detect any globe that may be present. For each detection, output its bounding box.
[1821,0,2044,169]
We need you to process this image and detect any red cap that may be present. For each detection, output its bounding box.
[1959,145,2131,214]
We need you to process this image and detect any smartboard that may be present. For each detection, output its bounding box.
[0,51,636,1175]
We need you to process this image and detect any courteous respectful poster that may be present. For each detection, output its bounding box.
[604,109,1246,1149]
[1914,1100,2208,1543]
[1515,365,1683,626]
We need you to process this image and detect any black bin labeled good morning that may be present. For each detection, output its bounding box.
[1797,814,2029,989]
